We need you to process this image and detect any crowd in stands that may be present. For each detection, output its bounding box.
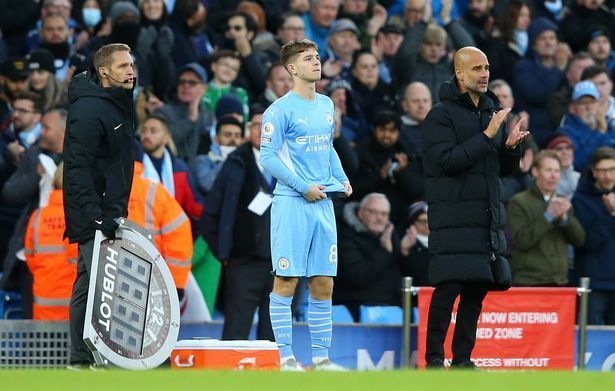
[1,0,614,333]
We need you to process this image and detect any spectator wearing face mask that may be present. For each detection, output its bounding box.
[192,115,243,196]
[73,0,105,53]
[84,2,143,59]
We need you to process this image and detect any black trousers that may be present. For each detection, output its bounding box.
[425,282,488,365]
[222,255,274,341]
[69,239,94,364]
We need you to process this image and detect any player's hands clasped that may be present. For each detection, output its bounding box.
[547,196,572,219]
[304,184,327,202]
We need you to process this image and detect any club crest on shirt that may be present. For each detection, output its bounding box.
[278,258,290,270]
[263,122,274,136]
[326,112,333,125]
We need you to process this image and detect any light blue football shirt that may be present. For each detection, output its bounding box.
[260,91,349,197]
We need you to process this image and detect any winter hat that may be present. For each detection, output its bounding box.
[27,48,56,74]
[586,26,609,49]
[1,57,29,80]
[109,1,140,26]
[528,17,558,46]
[408,201,428,225]
[325,78,351,95]
[215,94,244,120]
[546,132,574,151]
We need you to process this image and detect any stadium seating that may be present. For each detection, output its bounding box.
[331,305,355,323]
[359,305,403,325]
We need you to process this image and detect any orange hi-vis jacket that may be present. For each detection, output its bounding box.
[128,162,192,289]
[25,190,78,320]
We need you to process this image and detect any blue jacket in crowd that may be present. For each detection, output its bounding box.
[512,52,564,147]
[559,114,615,171]
[572,176,615,291]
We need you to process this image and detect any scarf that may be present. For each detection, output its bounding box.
[142,149,175,196]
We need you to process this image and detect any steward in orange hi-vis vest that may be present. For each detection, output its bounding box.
[25,189,78,320]
[128,162,192,289]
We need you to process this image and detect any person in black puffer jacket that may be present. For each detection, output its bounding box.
[421,47,529,369]
[63,43,136,367]
[334,194,402,322]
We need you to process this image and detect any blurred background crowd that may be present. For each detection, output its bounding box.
[0,0,614,335]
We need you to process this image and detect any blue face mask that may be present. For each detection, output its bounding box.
[82,8,102,28]
[513,29,529,56]
[544,0,562,16]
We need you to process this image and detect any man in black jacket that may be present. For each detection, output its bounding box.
[200,106,274,341]
[335,193,401,322]
[421,46,529,369]
[351,110,424,225]
[63,43,135,368]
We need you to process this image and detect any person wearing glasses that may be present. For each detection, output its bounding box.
[155,63,214,163]
[572,147,615,325]
[277,12,306,46]
[2,91,43,165]
[222,11,268,100]
[335,192,402,322]
[546,133,579,199]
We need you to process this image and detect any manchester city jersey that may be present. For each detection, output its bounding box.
[260,91,348,197]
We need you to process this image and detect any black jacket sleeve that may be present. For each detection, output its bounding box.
[1,147,40,206]
[200,165,227,259]
[333,133,359,175]
[0,0,38,34]
[422,106,492,176]
[338,232,398,288]
[63,111,104,223]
